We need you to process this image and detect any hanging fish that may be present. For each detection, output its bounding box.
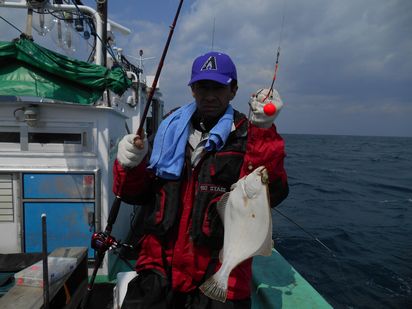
[199,166,273,302]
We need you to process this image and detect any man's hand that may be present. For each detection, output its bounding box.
[249,88,283,128]
[117,134,148,168]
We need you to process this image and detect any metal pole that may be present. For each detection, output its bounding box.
[97,0,111,106]
[25,8,33,39]
[97,0,108,68]
[42,214,50,309]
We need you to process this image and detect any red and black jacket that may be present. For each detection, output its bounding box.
[112,109,288,299]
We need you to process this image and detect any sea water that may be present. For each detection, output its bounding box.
[273,134,412,309]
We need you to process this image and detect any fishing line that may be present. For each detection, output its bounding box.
[274,207,353,306]
[273,207,334,255]
[211,17,216,50]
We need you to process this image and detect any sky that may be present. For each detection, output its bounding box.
[1,0,411,137]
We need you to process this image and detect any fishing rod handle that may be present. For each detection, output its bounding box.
[81,251,105,309]
[105,196,122,234]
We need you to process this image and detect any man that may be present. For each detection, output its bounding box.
[113,51,288,308]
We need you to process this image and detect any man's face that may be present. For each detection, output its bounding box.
[191,80,237,120]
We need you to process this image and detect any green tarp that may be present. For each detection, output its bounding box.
[0,38,131,105]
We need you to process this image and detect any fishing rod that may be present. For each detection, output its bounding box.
[81,1,184,308]
[249,1,286,121]
[136,0,184,137]
[273,208,334,255]
[262,2,286,103]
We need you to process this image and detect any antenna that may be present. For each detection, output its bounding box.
[211,17,215,50]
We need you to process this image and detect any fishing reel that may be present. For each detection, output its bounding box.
[91,231,120,253]
[91,231,135,254]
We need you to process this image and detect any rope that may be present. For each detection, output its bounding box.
[0,15,24,35]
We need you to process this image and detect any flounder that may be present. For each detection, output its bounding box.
[199,166,272,302]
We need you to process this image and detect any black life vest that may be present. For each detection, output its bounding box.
[143,110,248,249]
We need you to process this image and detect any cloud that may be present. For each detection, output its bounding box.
[119,0,412,136]
[1,0,411,136]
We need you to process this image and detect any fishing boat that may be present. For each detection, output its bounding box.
[0,1,332,308]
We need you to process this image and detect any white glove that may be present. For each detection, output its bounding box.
[117,134,148,168]
[249,88,283,128]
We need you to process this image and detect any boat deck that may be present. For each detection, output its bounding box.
[0,248,332,308]
[0,247,87,309]
[252,249,332,308]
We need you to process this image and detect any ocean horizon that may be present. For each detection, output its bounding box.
[281,132,412,139]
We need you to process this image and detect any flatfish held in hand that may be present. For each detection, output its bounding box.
[199,166,273,302]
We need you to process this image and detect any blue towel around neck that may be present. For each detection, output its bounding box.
[148,102,234,180]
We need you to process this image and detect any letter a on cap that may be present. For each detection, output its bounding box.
[201,56,217,71]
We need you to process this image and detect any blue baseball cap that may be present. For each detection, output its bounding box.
[188,51,237,86]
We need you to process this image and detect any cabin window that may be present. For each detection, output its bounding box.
[0,132,20,143]
[28,132,82,144]
[0,129,21,151]
[0,123,93,153]
[27,130,89,152]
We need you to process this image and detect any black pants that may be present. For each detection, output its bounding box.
[121,270,251,309]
